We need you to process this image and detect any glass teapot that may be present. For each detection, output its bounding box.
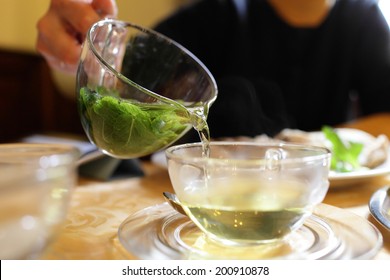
[77,19,217,158]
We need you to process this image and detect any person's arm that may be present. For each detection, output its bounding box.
[36,0,117,75]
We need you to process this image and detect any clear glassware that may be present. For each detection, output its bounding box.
[77,19,217,158]
[0,143,78,259]
[165,142,331,245]
[118,202,383,259]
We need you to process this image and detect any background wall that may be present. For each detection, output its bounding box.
[0,0,191,53]
[0,0,192,142]
[1,0,388,54]
[0,0,193,99]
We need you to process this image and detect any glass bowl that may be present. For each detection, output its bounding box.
[0,143,78,259]
[77,19,217,158]
[165,142,331,245]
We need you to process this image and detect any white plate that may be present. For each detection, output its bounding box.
[22,134,104,166]
[151,149,390,188]
[152,129,390,188]
[151,150,168,168]
[118,202,382,260]
[325,129,390,187]
[329,154,390,187]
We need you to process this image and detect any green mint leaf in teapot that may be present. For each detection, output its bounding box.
[79,87,192,158]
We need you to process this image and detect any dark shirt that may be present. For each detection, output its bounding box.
[154,0,390,138]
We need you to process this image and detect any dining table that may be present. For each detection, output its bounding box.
[41,113,390,260]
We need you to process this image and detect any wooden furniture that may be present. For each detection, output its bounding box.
[0,49,83,143]
[40,113,390,260]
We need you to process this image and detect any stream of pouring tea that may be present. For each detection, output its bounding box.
[188,106,211,157]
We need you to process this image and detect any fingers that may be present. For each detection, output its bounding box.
[58,1,103,37]
[92,0,118,17]
[36,11,81,74]
[36,0,118,75]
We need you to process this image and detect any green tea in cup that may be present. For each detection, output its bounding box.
[165,142,331,245]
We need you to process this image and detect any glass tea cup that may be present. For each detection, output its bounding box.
[165,142,331,245]
[77,19,217,159]
[0,143,78,259]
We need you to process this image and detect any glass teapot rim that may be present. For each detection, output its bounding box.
[85,18,218,107]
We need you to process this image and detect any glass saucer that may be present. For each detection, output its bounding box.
[369,186,390,230]
[118,203,382,260]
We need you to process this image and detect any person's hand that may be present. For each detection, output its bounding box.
[36,0,118,74]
